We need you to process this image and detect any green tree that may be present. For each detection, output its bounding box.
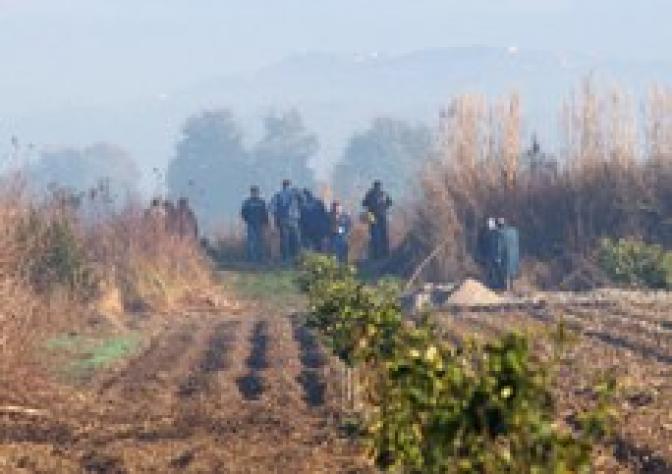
[251,109,318,195]
[166,109,253,224]
[333,118,432,203]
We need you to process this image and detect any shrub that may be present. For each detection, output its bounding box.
[400,85,672,286]
[298,254,611,472]
[597,238,672,289]
[298,253,401,366]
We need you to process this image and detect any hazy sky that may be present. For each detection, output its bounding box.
[2,0,671,111]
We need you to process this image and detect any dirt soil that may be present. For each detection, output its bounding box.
[435,294,672,474]
[0,296,372,473]
[6,275,672,473]
[446,278,503,306]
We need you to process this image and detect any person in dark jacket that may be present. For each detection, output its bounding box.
[145,198,166,236]
[362,180,392,259]
[476,217,499,289]
[176,197,198,240]
[329,201,352,264]
[163,199,178,235]
[494,218,520,291]
[300,189,330,252]
[241,186,269,263]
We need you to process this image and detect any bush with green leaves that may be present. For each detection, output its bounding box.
[297,253,612,473]
[297,253,401,366]
[597,238,672,289]
[368,333,608,473]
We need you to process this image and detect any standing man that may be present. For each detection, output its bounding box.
[145,197,167,237]
[300,189,329,252]
[162,199,177,235]
[494,218,520,291]
[241,185,269,263]
[270,179,303,263]
[476,217,499,289]
[176,197,198,241]
[329,201,352,264]
[362,180,392,259]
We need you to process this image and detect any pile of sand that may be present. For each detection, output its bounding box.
[446,278,503,306]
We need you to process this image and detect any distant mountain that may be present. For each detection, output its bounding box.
[9,46,672,189]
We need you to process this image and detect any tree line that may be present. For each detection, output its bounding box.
[166,110,432,227]
[16,110,432,229]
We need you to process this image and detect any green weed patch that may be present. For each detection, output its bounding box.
[226,269,303,306]
[45,333,141,382]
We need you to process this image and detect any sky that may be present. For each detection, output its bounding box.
[1,0,672,112]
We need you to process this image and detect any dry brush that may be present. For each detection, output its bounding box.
[402,82,672,287]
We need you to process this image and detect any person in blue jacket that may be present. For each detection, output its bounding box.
[476,217,499,289]
[494,217,520,291]
[329,201,352,264]
[270,179,304,263]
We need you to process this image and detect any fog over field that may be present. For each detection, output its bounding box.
[2,0,672,192]
[5,3,672,473]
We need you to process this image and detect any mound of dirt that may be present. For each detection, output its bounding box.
[446,279,503,306]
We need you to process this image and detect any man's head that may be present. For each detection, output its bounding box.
[373,180,382,190]
[282,179,291,189]
[178,197,189,209]
[150,197,161,207]
[250,185,260,198]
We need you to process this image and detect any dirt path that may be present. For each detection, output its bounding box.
[0,307,372,473]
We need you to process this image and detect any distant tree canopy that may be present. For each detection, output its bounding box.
[333,118,433,203]
[252,110,318,194]
[166,108,318,227]
[167,110,252,222]
[27,142,140,197]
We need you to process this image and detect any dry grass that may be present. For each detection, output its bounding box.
[0,178,213,375]
[401,81,672,286]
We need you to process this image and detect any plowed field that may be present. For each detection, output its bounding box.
[0,299,371,473]
[435,294,672,473]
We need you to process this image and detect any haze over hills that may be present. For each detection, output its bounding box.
[5,46,672,190]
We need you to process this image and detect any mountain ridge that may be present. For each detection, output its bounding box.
[8,46,672,187]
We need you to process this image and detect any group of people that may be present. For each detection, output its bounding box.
[145,187,519,292]
[241,179,393,264]
[476,217,520,290]
[145,196,199,241]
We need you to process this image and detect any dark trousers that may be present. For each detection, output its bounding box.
[246,225,264,263]
[369,219,389,259]
[484,260,500,290]
[330,234,349,264]
[279,220,301,263]
[490,261,513,291]
[302,232,324,253]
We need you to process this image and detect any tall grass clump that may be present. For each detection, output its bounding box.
[0,177,212,373]
[401,81,672,286]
